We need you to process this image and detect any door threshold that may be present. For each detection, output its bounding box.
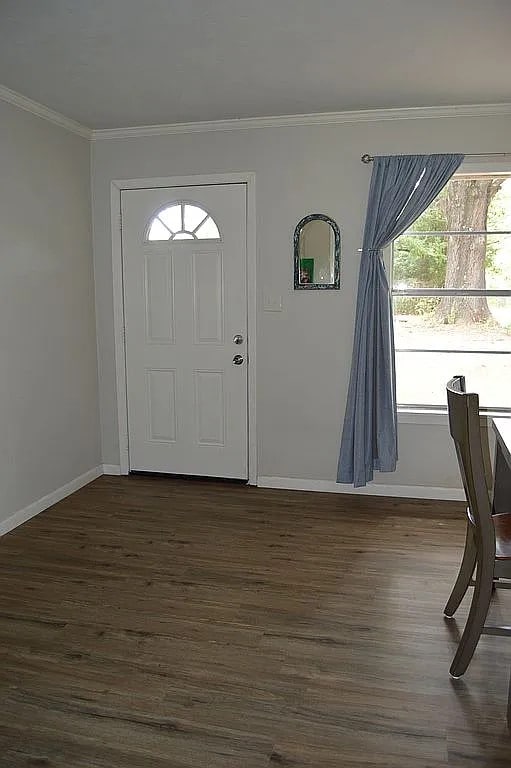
[129,471,248,485]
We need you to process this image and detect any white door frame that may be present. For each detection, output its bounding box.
[110,173,257,483]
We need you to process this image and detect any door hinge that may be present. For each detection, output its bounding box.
[119,211,123,231]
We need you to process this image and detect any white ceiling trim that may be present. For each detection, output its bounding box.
[1,83,511,142]
[0,84,91,139]
[92,102,511,140]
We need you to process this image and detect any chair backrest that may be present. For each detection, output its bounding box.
[446,375,495,559]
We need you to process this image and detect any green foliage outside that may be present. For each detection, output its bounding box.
[393,181,507,316]
[393,189,448,291]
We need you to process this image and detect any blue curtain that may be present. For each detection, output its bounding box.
[337,153,464,487]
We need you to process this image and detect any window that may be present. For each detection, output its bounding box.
[147,202,220,241]
[391,171,511,411]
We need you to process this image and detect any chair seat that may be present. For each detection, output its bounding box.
[494,513,511,559]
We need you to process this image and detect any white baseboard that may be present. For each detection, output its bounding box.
[257,476,465,501]
[102,464,122,475]
[0,466,103,537]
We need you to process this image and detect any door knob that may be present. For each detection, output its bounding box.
[232,354,244,366]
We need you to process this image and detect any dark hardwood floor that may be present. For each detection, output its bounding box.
[0,475,510,767]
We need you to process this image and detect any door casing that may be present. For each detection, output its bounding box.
[110,173,257,482]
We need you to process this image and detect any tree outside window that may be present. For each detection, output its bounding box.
[392,172,511,410]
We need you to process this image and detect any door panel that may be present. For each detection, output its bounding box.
[194,370,225,446]
[146,369,177,442]
[192,251,224,344]
[122,184,247,479]
[144,252,175,342]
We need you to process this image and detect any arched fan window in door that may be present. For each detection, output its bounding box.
[146,202,221,241]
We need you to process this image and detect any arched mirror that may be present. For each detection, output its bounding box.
[293,214,341,290]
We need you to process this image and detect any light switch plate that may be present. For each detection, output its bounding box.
[263,294,283,312]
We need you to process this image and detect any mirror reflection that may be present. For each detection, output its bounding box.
[293,214,341,290]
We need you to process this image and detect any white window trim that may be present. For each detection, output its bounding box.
[397,409,511,426]
[388,158,511,419]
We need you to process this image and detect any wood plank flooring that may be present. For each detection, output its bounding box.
[0,475,510,766]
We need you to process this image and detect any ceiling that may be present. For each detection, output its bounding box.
[1,0,511,130]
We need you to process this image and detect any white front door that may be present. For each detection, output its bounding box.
[121,184,247,479]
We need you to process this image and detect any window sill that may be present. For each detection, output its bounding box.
[398,409,448,426]
[398,408,511,426]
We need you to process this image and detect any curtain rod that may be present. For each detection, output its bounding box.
[360,152,511,163]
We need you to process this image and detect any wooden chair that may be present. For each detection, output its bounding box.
[444,375,511,678]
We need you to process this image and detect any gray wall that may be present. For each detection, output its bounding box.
[0,101,100,525]
[92,113,511,491]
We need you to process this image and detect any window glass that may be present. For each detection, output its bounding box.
[147,218,171,241]
[147,203,221,241]
[173,232,194,240]
[194,216,220,239]
[184,204,208,232]
[396,351,511,410]
[158,205,182,233]
[392,173,511,410]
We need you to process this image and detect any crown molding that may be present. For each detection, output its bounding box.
[1,86,510,142]
[92,102,511,140]
[0,84,91,139]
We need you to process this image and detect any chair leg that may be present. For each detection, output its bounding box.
[444,522,476,618]
[449,556,494,678]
